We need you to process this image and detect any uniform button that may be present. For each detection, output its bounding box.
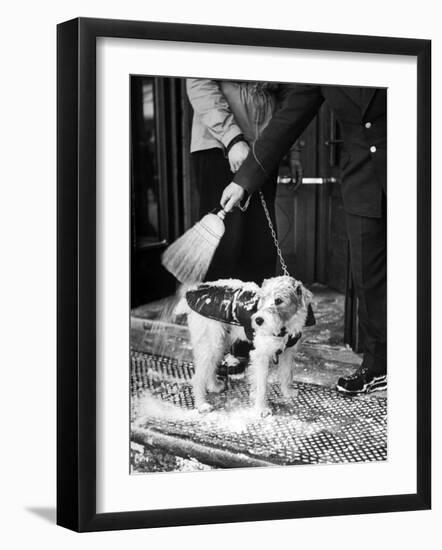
[370,146,377,153]
[365,122,372,129]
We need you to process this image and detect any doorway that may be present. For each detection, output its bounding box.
[130,77,361,352]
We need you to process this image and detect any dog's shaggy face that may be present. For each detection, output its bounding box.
[251,306,287,338]
[259,276,312,324]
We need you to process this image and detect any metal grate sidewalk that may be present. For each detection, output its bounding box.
[131,350,387,468]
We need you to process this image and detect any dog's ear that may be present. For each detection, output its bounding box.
[285,277,299,303]
[300,286,315,326]
[261,278,272,291]
[290,276,299,289]
[301,286,313,307]
[305,303,316,327]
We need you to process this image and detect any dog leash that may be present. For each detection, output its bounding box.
[236,187,289,277]
[238,189,290,277]
[258,190,290,277]
[246,135,291,278]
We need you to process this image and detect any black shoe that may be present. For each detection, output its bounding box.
[336,366,387,395]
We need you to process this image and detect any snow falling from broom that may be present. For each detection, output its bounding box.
[148,210,227,359]
[161,210,227,284]
[146,292,192,363]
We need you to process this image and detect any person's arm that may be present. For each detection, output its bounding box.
[186,79,244,151]
[225,85,325,204]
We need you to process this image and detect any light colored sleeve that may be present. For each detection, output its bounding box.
[186,79,243,149]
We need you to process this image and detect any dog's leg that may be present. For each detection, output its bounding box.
[278,348,298,400]
[248,347,272,417]
[206,348,226,395]
[192,345,223,412]
[188,314,226,412]
[205,321,228,395]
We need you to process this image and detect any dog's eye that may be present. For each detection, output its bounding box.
[296,286,302,296]
[274,298,283,306]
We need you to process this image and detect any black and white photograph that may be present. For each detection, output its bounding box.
[54,13,430,534]
[130,76,388,473]
[0,0,436,543]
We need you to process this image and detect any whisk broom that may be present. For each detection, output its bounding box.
[161,209,227,284]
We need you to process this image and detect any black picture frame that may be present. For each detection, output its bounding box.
[57,17,431,532]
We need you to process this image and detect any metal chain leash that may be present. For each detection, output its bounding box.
[240,120,291,277]
[258,190,290,277]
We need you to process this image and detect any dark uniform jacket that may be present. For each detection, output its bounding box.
[234,85,387,218]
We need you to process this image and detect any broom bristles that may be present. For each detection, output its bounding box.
[162,212,226,284]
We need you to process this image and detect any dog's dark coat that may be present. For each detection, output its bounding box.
[186,284,259,339]
[186,283,316,343]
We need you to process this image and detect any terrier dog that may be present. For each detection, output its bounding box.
[249,277,314,416]
[178,276,314,416]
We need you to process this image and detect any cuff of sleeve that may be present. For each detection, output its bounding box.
[220,126,244,150]
[225,133,247,154]
[234,154,269,195]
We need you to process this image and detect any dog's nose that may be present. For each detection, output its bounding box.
[255,316,264,326]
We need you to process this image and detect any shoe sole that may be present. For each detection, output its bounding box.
[216,365,247,378]
[336,375,387,396]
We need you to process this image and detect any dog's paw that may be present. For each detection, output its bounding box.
[197,402,213,413]
[280,386,299,400]
[207,379,225,394]
[253,405,272,418]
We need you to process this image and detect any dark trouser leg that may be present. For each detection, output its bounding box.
[192,149,277,284]
[192,148,243,281]
[239,171,278,284]
[345,198,387,374]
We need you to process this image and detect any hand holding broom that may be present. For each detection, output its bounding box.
[161,183,245,284]
[219,182,246,212]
